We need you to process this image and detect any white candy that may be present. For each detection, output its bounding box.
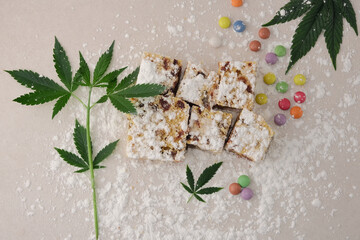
[209,36,222,48]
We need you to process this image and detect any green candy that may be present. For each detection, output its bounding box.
[276,81,289,93]
[237,175,250,188]
[274,45,286,57]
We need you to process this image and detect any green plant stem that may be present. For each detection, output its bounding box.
[85,87,99,239]
[187,194,194,203]
[71,93,87,108]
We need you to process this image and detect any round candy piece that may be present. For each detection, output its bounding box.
[290,106,303,119]
[278,98,291,110]
[276,81,289,93]
[219,17,231,29]
[240,187,253,200]
[255,93,268,105]
[233,20,246,33]
[294,91,306,103]
[209,36,222,48]
[294,74,306,85]
[259,27,270,39]
[274,113,287,126]
[274,45,286,57]
[263,72,276,85]
[249,40,261,52]
[237,175,250,188]
[265,52,278,65]
[229,183,242,195]
[231,0,243,7]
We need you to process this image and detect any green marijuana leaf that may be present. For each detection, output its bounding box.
[93,140,119,166]
[115,83,165,98]
[93,41,114,83]
[113,66,139,91]
[109,94,137,114]
[6,38,164,239]
[54,37,73,91]
[181,162,223,203]
[262,0,315,27]
[263,0,358,73]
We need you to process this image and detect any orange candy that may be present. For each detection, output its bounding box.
[231,0,243,7]
[290,106,303,119]
[258,27,270,39]
[249,40,261,52]
[229,183,242,195]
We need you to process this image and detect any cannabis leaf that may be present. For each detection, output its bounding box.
[181,162,223,203]
[55,120,117,173]
[262,0,315,27]
[77,52,91,86]
[113,66,139,91]
[108,94,137,114]
[7,38,165,239]
[263,0,358,73]
[93,41,114,83]
[54,37,73,91]
[286,0,326,72]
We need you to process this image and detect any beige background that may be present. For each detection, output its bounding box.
[1,0,360,239]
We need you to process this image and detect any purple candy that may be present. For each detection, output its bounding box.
[240,188,253,200]
[265,52,278,65]
[274,113,286,126]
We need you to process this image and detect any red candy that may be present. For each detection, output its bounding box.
[278,98,291,110]
[294,91,306,103]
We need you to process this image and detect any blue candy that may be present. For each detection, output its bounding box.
[233,20,246,33]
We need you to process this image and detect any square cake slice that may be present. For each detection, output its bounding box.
[137,52,182,93]
[187,106,232,153]
[225,109,274,162]
[126,94,190,162]
[176,62,219,109]
[215,61,256,110]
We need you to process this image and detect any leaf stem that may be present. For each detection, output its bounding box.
[86,87,99,239]
[187,194,194,203]
[89,102,98,109]
[71,93,87,109]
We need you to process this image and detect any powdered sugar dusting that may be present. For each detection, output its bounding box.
[7,0,360,239]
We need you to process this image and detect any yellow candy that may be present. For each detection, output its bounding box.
[294,74,306,85]
[219,17,231,29]
[255,93,268,105]
[263,72,276,85]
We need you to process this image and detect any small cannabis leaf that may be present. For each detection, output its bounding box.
[181,162,223,203]
[55,120,118,173]
[101,67,165,114]
[263,0,358,74]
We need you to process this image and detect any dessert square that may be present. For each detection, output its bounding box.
[176,62,219,109]
[225,109,274,162]
[126,94,190,162]
[137,52,182,93]
[215,61,257,110]
[187,106,232,153]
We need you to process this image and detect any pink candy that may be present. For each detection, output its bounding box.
[278,98,291,110]
[294,91,306,103]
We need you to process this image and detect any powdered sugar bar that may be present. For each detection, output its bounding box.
[215,61,256,110]
[127,94,190,162]
[176,62,219,108]
[137,52,182,93]
[225,109,274,162]
[187,106,232,153]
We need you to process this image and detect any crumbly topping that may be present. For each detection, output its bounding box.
[176,62,219,108]
[225,109,274,162]
[127,95,190,161]
[187,106,232,153]
[137,52,182,93]
[215,61,257,110]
